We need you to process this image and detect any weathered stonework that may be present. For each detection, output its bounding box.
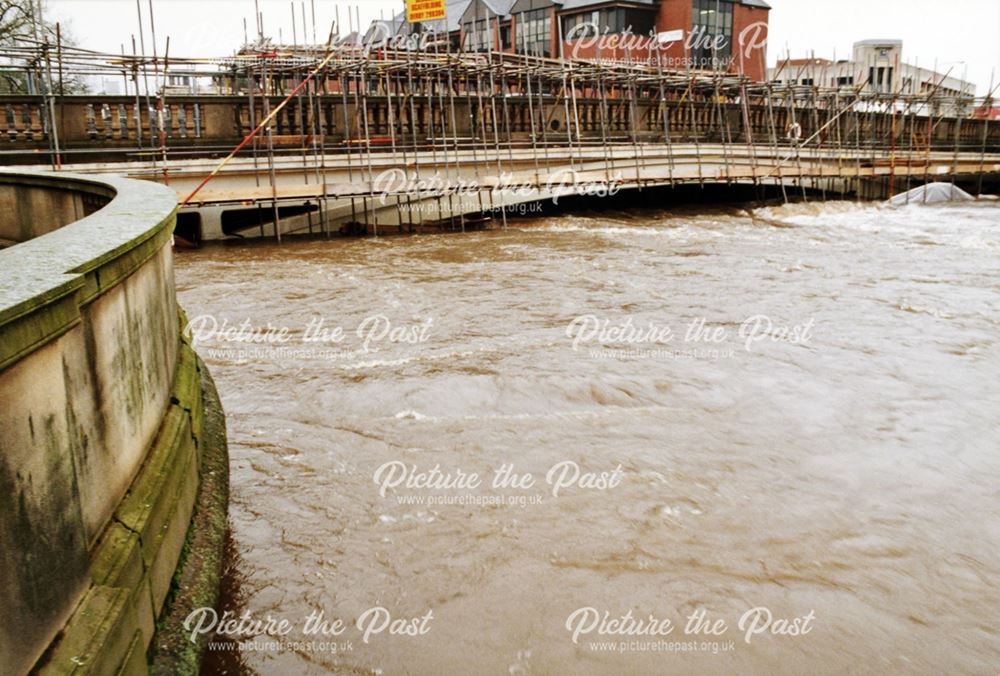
[0,171,227,675]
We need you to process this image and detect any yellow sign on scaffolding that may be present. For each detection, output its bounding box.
[407,0,446,22]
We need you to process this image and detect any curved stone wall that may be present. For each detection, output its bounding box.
[0,171,210,674]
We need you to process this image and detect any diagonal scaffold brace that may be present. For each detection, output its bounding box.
[180,46,342,207]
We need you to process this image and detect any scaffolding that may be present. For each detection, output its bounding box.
[1,5,997,240]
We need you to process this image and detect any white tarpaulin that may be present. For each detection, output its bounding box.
[888,182,974,207]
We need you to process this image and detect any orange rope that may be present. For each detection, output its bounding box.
[180,48,343,206]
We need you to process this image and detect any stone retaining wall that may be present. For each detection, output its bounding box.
[0,170,222,675]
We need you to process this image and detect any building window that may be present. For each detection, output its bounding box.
[500,23,512,49]
[691,0,733,70]
[562,11,598,40]
[516,8,551,57]
[463,19,493,52]
[836,76,854,87]
[868,66,893,93]
[562,8,655,40]
[620,8,655,36]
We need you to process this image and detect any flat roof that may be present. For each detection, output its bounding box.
[854,39,903,46]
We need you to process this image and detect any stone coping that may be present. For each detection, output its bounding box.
[0,170,178,372]
[0,170,177,327]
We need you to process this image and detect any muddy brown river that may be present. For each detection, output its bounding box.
[175,199,1000,675]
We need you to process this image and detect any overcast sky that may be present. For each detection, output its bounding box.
[45,0,1000,94]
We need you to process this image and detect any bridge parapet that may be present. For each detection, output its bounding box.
[2,93,998,167]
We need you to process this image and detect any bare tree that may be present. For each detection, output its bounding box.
[0,0,88,94]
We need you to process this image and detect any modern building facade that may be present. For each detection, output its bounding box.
[769,40,976,98]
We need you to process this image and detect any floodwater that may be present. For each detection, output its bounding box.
[175,198,1000,675]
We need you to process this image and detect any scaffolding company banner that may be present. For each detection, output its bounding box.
[407,0,446,22]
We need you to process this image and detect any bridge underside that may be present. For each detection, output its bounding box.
[22,143,1000,240]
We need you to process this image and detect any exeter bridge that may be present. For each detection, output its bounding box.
[4,48,999,242]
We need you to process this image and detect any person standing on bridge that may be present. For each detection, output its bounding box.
[786,120,803,145]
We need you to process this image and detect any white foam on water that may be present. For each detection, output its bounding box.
[337,356,417,370]
[531,224,684,237]
[957,236,998,250]
[754,199,999,250]
[394,409,429,420]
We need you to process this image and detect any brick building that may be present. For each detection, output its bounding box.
[378,0,770,80]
